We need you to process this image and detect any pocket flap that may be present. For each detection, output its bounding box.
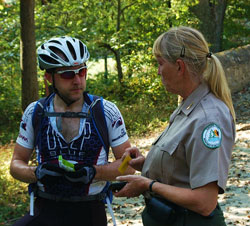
[160,142,179,156]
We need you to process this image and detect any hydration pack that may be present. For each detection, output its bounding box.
[29,92,116,224]
[32,92,110,155]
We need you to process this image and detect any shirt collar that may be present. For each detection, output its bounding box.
[180,82,210,116]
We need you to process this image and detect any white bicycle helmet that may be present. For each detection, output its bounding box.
[37,36,90,70]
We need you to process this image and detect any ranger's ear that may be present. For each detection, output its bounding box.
[176,59,185,74]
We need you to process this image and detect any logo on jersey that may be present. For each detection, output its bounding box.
[18,134,28,142]
[21,120,27,131]
[112,117,123,128]
[202,123,222,149]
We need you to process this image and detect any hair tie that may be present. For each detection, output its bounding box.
[206,52,212,58]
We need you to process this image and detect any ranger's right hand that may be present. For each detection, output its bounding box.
[121,147,145,172]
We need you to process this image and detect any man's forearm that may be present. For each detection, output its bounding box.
[10,160,37,183]
[94,159,135,181]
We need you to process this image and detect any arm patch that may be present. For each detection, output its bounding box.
[202,123,222,149]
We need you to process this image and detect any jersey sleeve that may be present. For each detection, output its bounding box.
[103,99,129,147]
[16,101,37,149]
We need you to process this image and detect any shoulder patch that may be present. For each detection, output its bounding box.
[202,123,222,149]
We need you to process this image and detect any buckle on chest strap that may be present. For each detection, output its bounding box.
[36,190,106,202]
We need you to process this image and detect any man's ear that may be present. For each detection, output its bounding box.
[44,72,53,83]
[176,59,185,74]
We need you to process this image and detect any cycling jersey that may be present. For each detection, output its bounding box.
[17,95,129,195]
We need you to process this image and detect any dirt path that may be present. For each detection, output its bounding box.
[107,87,250,226]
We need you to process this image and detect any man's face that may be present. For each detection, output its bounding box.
[52,64,87,104]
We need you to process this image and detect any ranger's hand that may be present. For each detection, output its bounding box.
[35,162,64,184]
[64,164,96,184]
[122,147,145,172]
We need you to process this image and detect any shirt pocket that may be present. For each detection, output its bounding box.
[159,141,179,184]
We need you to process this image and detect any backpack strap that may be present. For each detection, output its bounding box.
[83,92,110,155]
[32,93,55,149]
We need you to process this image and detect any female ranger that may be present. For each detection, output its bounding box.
[115,26,236,226]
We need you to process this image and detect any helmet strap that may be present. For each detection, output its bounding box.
[52,73,75,107]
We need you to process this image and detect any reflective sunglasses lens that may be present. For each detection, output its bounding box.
[79,68,87,77]
[60,71,75,79]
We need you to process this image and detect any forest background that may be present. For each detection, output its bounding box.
[0,0,249,224]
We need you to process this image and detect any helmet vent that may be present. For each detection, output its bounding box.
[66,41,77,60]
[49,46,69,62]
[79,42,84,59]
[40,54,60,65]
[48,40,62,45]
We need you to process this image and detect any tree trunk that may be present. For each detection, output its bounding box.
[104,53,108,80]
[191,0,227,52]
[115,51,123,83]
[20,0,38,111]
[115,0,123,82]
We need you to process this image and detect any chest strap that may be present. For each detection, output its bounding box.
[36,189,106,202]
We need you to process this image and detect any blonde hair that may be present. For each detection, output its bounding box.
[153,26,235,122]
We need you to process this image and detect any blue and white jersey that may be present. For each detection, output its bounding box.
[16,96,129,196]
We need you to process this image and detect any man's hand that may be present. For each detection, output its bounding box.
[35,162,64,184]
[64,164,96,184]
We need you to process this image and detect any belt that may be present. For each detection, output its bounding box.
[145,197,218,219]
[36,190,106,202]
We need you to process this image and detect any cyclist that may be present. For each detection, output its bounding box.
[10,36,134,226]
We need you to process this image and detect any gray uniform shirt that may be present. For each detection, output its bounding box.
[142,83,235,193]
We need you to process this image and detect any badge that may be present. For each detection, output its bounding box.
[202,123,222,149]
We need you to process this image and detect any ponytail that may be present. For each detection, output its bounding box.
[203,55,236,123]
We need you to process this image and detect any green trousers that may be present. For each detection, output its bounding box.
[142,204,227,226]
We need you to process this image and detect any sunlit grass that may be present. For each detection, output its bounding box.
[0,144,29,225]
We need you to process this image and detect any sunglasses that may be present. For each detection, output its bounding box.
[56,66,87,79]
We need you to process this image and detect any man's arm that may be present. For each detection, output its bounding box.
[94,140,135,181]
[10,143,37,183]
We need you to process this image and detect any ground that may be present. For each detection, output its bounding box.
[106,87,250,226]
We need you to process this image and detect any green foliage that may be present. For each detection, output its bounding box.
[87,69,177,137]
[223,0,250,50]
[0,0,249,143]
[0,76,22,144]
[0,63,22,145]
[0,1,22,145]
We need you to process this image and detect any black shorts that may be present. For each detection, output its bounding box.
[13,197,107,226]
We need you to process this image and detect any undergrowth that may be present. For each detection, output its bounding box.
[0,144,29,225]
